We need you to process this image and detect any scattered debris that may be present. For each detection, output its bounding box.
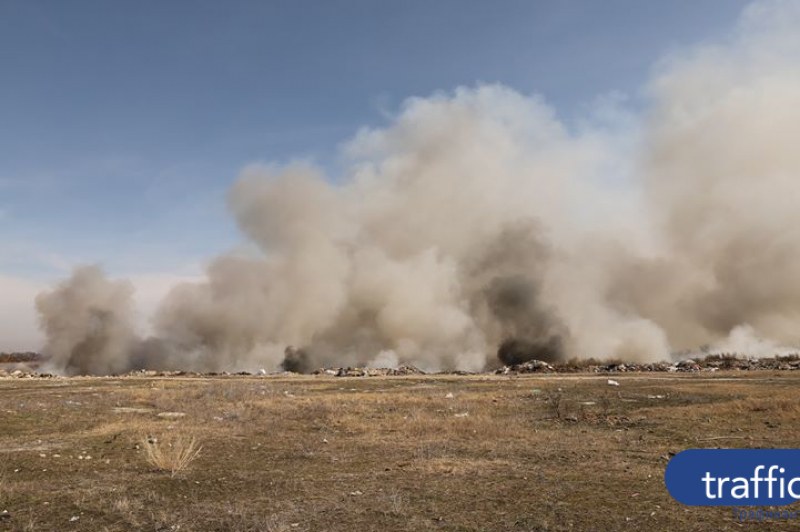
[3,353,800,378]
[495,353,800,375]
[495,359,554,374]
[675,359,700,372]
[311,365,426,377]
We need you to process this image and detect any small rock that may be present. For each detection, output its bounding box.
[113,407,152,414]
[445,392,454,399]
[607,379,620,387]
[69,516,80,522]
[157,412,186,418]
[454,412,469,418]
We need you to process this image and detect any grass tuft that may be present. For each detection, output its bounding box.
[142,435,202,478]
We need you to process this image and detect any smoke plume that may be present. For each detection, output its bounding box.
[34,1,800,374]
[35,266,137,375]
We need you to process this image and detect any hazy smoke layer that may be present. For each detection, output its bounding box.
[35,1,800,374]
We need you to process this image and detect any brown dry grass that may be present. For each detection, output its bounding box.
[0,372,799,530]
[141,434,202,478]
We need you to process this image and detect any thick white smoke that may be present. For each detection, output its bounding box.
[34,0,800,374]
[613,0,800,353]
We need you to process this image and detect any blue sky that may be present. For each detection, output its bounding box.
[0,0,750,280]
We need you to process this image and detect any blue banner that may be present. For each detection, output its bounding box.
[665,449,800,506]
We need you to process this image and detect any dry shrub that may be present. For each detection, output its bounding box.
[142,435,202,478]
[383,488,407,516]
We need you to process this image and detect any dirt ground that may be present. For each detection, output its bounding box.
[1,372,799,531]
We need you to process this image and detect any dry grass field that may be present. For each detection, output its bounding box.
[1,372,800,531]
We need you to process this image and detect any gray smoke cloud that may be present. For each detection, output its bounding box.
[35,266,138,375]
[34,1,800,374]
